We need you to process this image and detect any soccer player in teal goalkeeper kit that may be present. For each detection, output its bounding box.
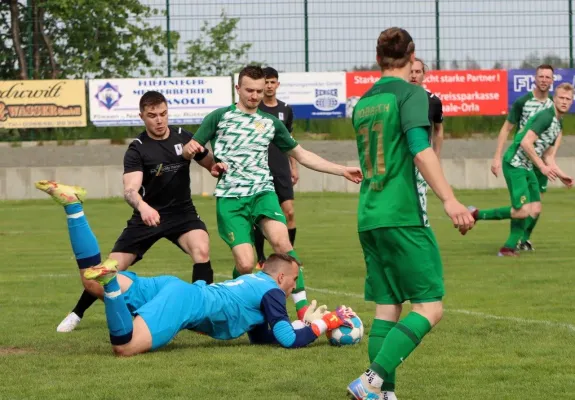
[469,83,574,256]
[346,27,475,400]
[184,65,363,321]
[35,180,355,356]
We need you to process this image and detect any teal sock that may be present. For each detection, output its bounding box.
[522,216,539,241]
[368,312,432,382]
[368,319,397,392]
[288,249,308,311]
[478,206,512,220]
[64,203,101,269]
[103,277,133,345]
[503,218,526,249]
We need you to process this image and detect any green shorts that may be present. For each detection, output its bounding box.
[502,162,541,210]
[216,191,286,248]
[533,166,548,193]
[359,226,444,305]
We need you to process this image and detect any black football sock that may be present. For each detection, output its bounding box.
[253,226,266,262]
[192,261,214,284]
[72,290,98,318]
[288,227,297,246]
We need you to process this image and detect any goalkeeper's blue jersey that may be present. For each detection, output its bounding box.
[190,272,281,340]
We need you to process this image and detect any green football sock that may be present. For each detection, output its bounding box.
[288,249,308,311]
[522,215,539,241]
[503,218,526,249]
[232,266,241,279]
[368,319,397,392]
[478,206,512,220]
[369,312,432,381]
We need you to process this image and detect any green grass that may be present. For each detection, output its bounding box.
[1,190,575,399]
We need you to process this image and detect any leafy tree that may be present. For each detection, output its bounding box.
[1,0,175,79]
[520,52,570,69]
[175,10,256,76]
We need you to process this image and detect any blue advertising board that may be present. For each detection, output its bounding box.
[508,68,575,113]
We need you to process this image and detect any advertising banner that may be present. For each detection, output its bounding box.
[346,70,508,117]
[234,72,347,119]
[508,68,575,113]
[0,80,86,129]
[89,76,233,126]
[423,70,508,116]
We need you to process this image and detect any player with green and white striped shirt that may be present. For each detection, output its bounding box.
[185,65,363,321]
[491,64,555,251]
[471,83,574,256]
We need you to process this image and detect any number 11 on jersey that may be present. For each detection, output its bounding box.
[358,120,385,179]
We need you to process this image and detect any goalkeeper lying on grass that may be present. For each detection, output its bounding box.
[35,180,354,356]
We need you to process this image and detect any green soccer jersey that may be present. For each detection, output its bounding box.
[193,104,298,197]
[507,92,554,130]
[503,107,562,170]
[352,76,431,231]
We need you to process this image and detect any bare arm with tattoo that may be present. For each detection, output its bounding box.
[123,171,160,226]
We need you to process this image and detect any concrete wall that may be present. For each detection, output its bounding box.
[1,158,575,200]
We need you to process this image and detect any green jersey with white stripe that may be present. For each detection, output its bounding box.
[504,107,562,170]
[507,92,553,130]
[193,105,298,197]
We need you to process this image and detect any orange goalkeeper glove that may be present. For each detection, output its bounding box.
[310,305,355,336]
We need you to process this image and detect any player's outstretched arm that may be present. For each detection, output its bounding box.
[287,145,362,183]
[409,127,474,235]
[492,120,516,177]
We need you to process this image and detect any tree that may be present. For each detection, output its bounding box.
[1,0,175,79]
[493,60,504,69]
[175,10,256,76]
[450,60,460,70]
[464,56,481,70]
[520,52,570,69]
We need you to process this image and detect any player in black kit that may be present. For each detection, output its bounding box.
[56,91,224,333]
[410,58,444,157]
[253,67,298,268]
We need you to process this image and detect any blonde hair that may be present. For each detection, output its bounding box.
[555,82,574,93]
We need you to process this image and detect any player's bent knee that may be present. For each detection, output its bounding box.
[511,206,530,219]
[190,245,210,263]
[412,301,443,327]
[235,262,253,275]
[530,202,542,217]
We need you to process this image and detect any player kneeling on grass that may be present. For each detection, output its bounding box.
[35,180,354,356]
[469,82,574,256]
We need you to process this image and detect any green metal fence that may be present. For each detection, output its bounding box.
[146,0,575,75]
[2,0,575,142]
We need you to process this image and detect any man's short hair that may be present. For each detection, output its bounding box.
[238,65,266,86]
[263,67,279,80]
[555,82,574,93]
[263,253,302,274]
[139,91,167,112]
[536,64,554,74]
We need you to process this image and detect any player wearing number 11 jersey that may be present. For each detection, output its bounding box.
[347,27,474,400]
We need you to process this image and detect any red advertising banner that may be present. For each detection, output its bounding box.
[345,70,508,116]
[423,70,508,116]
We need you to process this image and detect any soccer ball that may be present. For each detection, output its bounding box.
[327,315,364,346]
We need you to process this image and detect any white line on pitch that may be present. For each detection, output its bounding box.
[11,271,575,333]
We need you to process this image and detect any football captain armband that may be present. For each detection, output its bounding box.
[406,127,431,156]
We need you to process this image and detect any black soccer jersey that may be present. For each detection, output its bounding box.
[258,100,294,179]
[426,89,443,126]
[123,126,208,215]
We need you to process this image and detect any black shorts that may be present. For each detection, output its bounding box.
[111,211,207,265]
[273,174,294,204]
